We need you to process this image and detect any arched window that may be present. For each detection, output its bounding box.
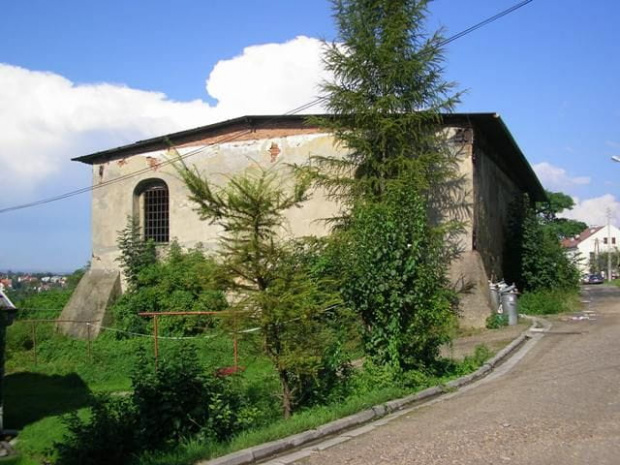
[134,179,169,243]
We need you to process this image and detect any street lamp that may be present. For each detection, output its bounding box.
[605,158,619,281]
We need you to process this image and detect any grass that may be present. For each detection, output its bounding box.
[11,410,90,465]
[5,321,281,463]
[518,288,581,315]
[135,349,494,465]
[6,317,498,465]
[5,373,91,430]
[136,385,414,465]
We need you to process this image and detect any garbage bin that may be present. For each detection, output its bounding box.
[501,291,519,326]
[489,283,500,313]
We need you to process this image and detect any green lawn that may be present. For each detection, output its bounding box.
[5,320,278,463]
[5,318,494,465]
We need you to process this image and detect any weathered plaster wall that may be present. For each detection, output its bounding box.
[90,132,342,283]
[81,121,534,330]
[442,127,492,328]
[472,133,523,282]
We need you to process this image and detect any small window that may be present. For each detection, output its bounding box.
[613,237,617,245]
[134,179,169,243]
[604,237,608,244]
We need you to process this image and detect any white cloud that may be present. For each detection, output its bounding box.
[0,36,327,204]
[560,194,620,227]
[207,36,330,117]
[533,162,590,191]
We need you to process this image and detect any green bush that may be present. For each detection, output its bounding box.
[111,242,227,336]
[131,345,246,448]
[53,344,250,464]
[504,195,580,292]
[339,180,457,371]
[55,396,138,465]
[458,345,493,374]
[485,313,509,329]
[518,289,579,315]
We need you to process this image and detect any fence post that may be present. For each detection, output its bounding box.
[153,315,159,372]
[31,321,37,366]
[87,322,92,362]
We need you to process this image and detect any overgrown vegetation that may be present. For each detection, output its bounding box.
[112,230,227,336]
[485,313,508,329]
[115,216,157,289]
[302,0,464,374]
[518,289,581,316]
[503,193,581,318]
[174,164,349,418]
[505,194,580,293]
[339,178,458,371]
[54,345,250,465]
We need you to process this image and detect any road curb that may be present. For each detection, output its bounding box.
[197,317,548,465]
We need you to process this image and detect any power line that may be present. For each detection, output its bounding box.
[0,98,327,214]
[0,0,534,215]
[441,0,534,46]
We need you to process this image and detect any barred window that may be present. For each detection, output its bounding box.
[134,179,169,243]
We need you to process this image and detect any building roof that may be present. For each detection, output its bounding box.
[561,226,604,248]
[72,112,546,201]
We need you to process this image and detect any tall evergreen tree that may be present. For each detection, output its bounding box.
[312,0,461,210]
[309,0,464,370]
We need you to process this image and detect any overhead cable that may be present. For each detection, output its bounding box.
[0,0,534,215]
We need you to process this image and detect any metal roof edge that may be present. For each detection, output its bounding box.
[71,112,547,202]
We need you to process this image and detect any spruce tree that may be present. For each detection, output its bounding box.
[313,0,461,207]
[175,163,343,418]
[311,0,464,371]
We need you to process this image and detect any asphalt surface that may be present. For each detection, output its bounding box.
[281,285,620,465]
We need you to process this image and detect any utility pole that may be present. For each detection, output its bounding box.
[607,209,612,282]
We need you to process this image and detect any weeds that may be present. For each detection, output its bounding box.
[518,289,580,315]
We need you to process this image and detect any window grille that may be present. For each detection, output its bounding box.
[143,184,169,243]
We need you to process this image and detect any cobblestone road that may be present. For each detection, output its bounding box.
[285,286,620,465]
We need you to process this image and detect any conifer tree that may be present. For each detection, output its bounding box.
[312,0,461,209]
[175,163,342,418]
[311,0,464,370]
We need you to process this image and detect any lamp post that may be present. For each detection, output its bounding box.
[609,157,620,279]
[607,211,612,282]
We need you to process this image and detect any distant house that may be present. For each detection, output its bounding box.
[561,225,620,274]
[61,113,545,337]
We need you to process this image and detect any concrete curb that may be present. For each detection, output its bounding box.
[198,317,548,465]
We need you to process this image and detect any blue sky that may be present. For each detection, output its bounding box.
[1,0,619,272]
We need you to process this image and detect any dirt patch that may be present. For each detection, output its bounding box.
[441,322,529,360]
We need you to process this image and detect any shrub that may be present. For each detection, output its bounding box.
[53,344,249,464]
[55,396,138,465]
[131,345,246,448]
[485,313,509,329]
[504,195,580,292]
[458,344,493,374]
[339,180,458,371]
[518,289,579,315]
[111,242,227,336]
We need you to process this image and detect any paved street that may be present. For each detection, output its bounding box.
[281,285,620,465]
